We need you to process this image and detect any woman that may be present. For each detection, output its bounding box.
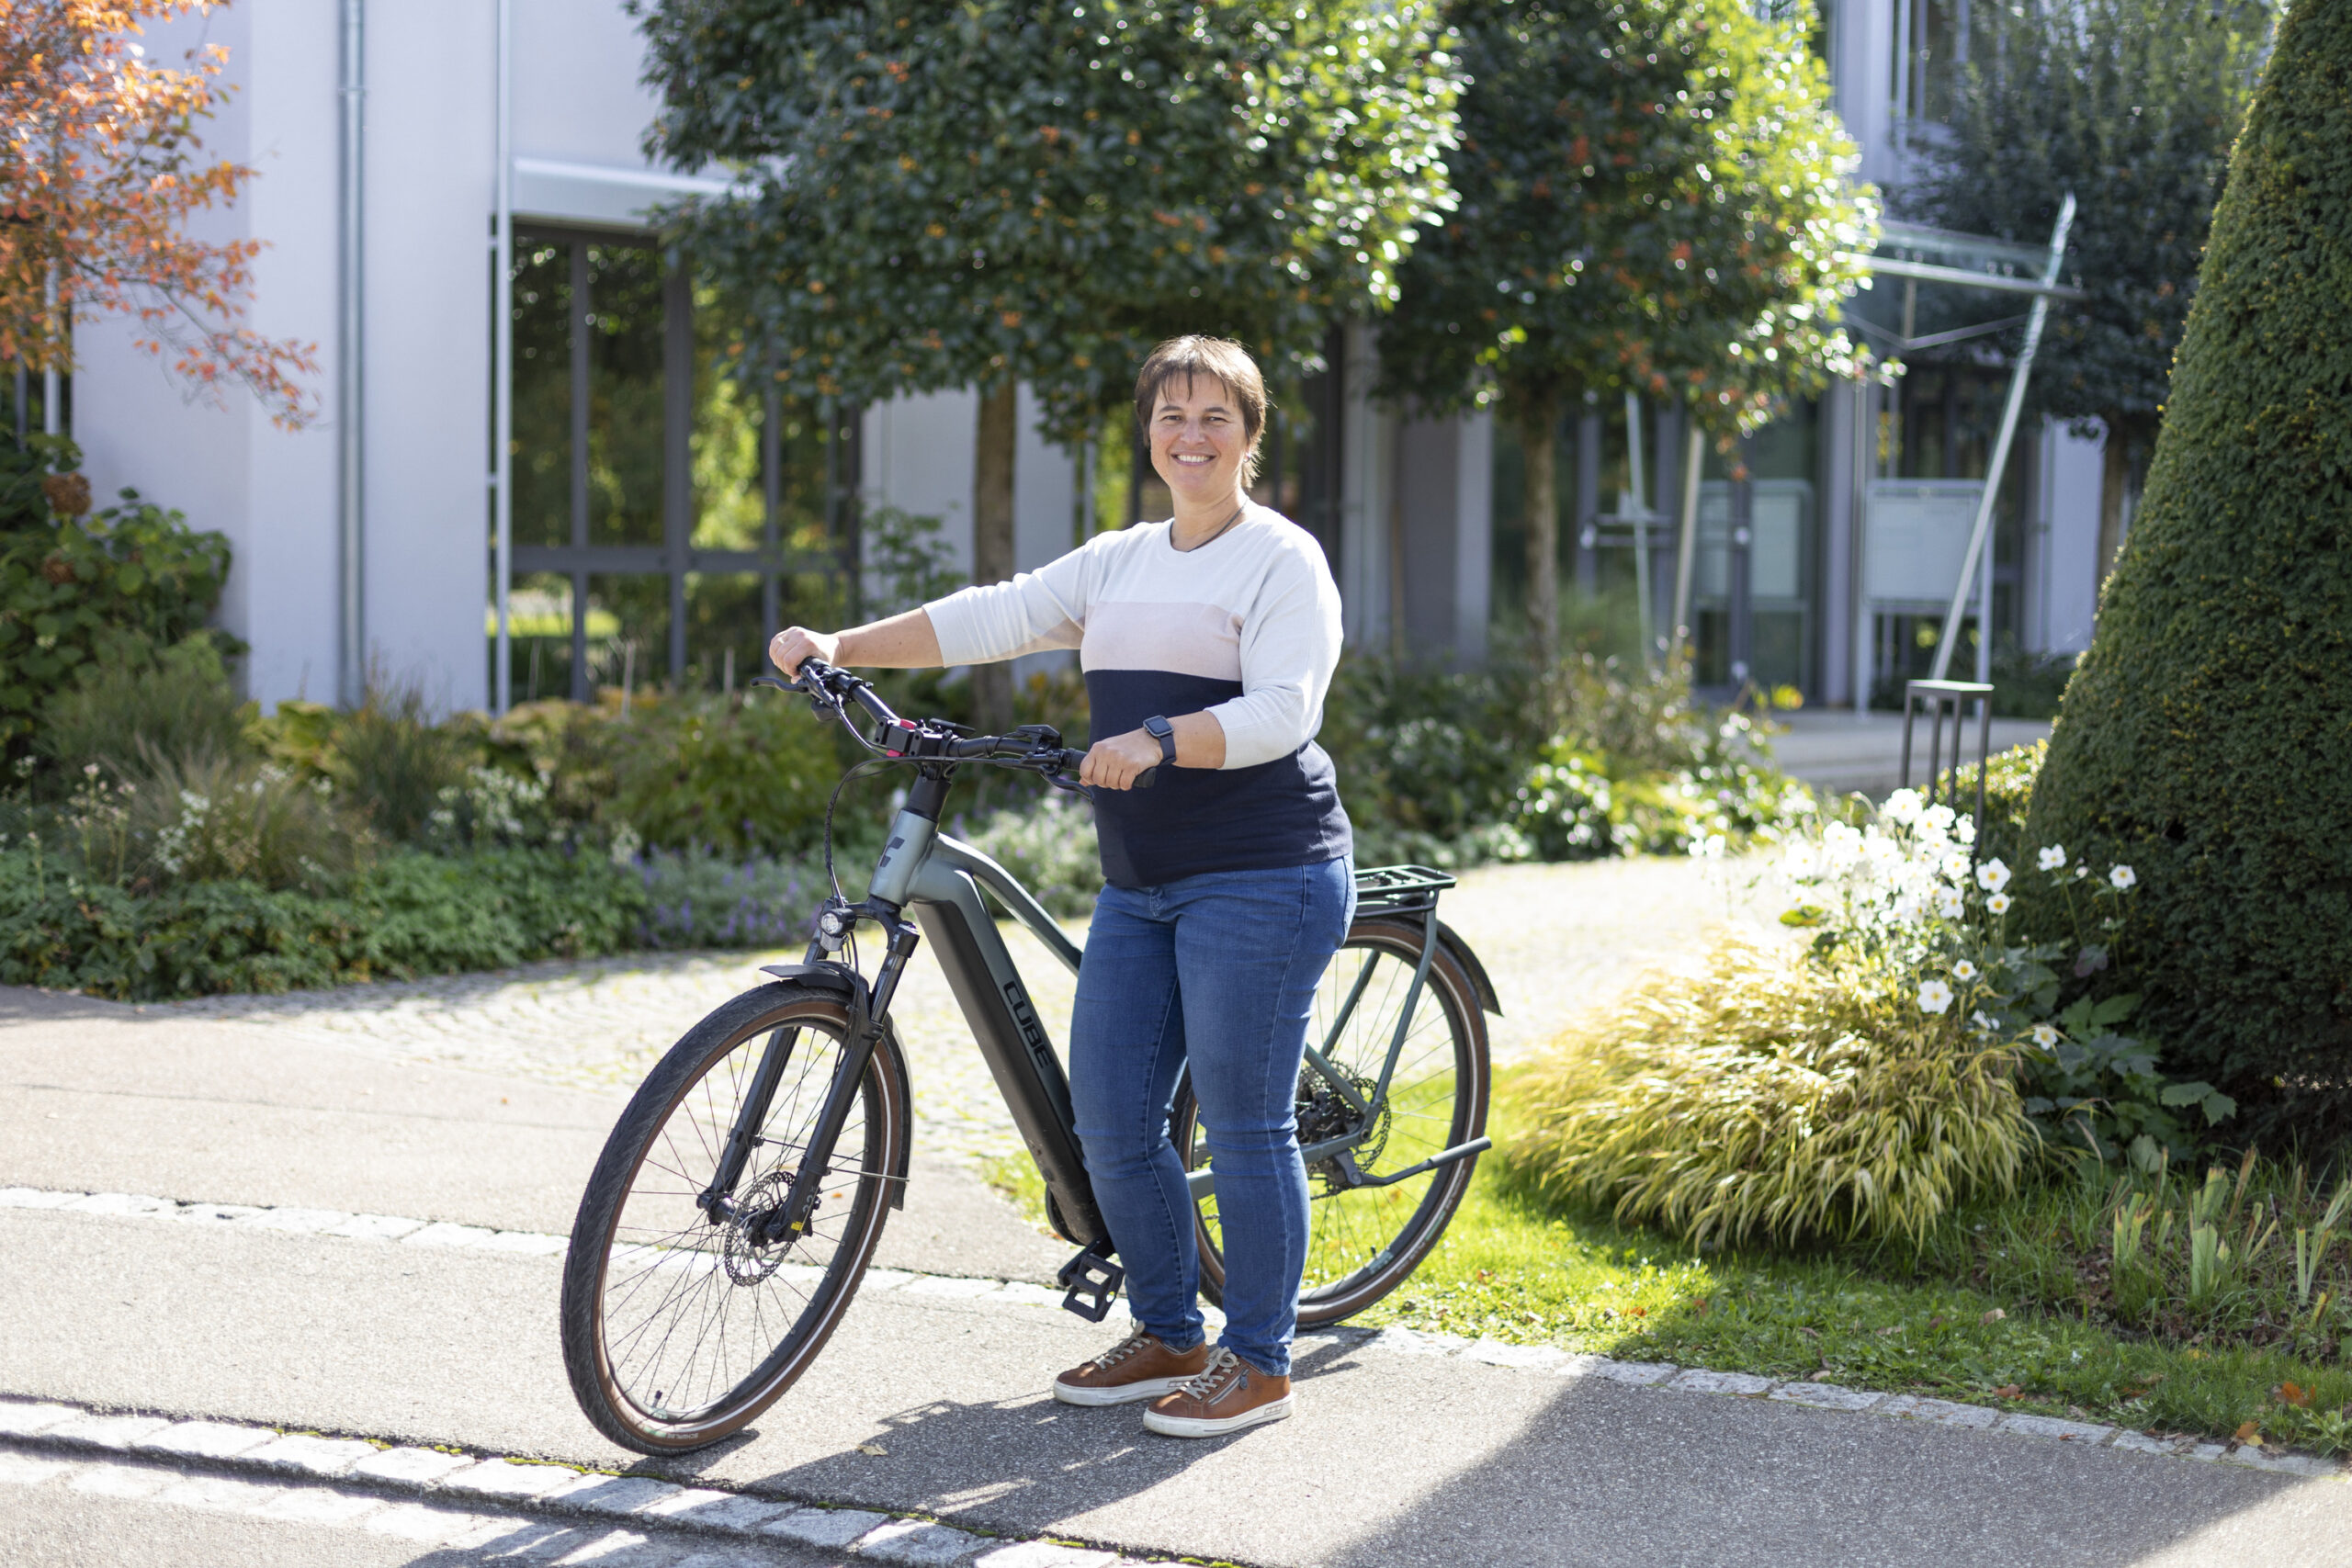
[768,336,1352,1438]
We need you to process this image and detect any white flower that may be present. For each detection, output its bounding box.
[1986,892,2012,915]
[1917,979,1955,1015]
[1976,858,2012,893]
[2030,1023,2061,1051]
[2038,845,2067,872]
[1940,852,1972,884]
[1884,789,1923,825]
[1972,1010,1996,1032]
[1923,803,1957,833]
[1951,960,1980,982]
[2109,864,2137,890]
[1936,888,1965,920]
[1955,815,1977,846]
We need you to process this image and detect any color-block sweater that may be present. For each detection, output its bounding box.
[924,505,1352,888]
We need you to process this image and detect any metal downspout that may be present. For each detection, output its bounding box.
[492,0,514,714]
[337,0,366,706]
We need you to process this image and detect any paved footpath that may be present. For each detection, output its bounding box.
[5,859,2348,1566]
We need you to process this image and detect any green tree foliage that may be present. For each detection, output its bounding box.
[632,0,1459,717]
[2026,0,2351,1146]
[1380,0,1872,654]
[1906,0,2273,569]
[636,0,1456,438]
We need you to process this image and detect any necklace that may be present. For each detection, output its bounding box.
[1174,502,1247,553]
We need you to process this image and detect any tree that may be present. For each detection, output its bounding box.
[1,1,316,428]
[2025,0,2351,1145]
[1905,0,2272,582]
[1378,0,1872,661]
[633,0,1460,723]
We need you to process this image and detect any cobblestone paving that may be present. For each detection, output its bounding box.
[149,855,1784,1164]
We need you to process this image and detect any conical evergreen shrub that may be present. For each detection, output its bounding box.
[2027,0,2352,1145]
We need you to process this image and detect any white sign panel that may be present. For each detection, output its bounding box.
[1865,480,1984,605]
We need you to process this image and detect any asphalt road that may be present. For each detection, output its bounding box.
[5,986,2348,1566]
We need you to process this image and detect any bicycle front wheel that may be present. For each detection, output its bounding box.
[560,983,908,1453]
[1173,918,1490,1328]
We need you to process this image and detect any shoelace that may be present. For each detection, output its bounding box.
[1169,1346,1244,1400]
[1089,1331,1158,1371]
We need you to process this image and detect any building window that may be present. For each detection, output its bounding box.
[496,229,858,704]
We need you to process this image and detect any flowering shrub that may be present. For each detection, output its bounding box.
[1321,649,1816,867]
[1781,784,2233,1170]
[634,846,822,950]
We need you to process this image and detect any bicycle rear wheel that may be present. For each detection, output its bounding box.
[560,983,908,1453]
[1172,918,1489,1328]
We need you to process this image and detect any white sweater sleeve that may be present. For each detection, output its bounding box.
[922,539,1094,665]
[1204,543,1344,770]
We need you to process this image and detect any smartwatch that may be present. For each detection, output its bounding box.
[1143,715,1178,767]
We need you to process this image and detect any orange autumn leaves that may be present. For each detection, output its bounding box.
[0,0,315,425]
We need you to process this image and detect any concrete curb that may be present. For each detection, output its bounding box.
[0,1396,1147,1567]
[8,1182,2345,1482]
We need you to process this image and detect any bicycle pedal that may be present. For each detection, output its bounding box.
[1057,1239,1125,1323]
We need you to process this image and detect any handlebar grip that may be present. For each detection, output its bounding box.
[1133,766,1157,790]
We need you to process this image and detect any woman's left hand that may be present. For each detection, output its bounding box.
[1080,728,1164,791]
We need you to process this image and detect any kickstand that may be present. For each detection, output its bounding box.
[1057,1238,1125,1323]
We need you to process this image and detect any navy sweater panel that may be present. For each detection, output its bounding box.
[1085,668,1352,888]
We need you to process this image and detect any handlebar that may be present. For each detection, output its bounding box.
[760,659,1154,790]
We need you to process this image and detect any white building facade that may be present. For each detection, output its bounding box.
[65,0,2109,715]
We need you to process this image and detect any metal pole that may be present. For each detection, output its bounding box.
[1624,392,1651,663]
[41,265,60,436]
[492,0,514,714]
[337,0,367,707]
[1669,422,1702,662]
[1974,518,1993,684]
[1930,192,2075,681]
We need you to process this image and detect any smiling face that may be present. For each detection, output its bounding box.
[1149,372,1255,511]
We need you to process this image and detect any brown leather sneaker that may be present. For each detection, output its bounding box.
[1052,1331,1210,1407]
[1142,1347,1292,1437]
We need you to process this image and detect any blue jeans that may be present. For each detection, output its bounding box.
[1069,857,1355,1378]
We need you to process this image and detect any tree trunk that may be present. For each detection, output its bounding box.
[2096,426,2132,594]
[971,379,1017,733]
[1520,392,1560,670]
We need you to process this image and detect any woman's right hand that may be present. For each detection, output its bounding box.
[769,626,842,679]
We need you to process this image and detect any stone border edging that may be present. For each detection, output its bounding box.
[6,1183,2342,1482]
[0,1395,1147,1567]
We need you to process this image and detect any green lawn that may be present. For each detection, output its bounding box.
[983,1096,2352,1458]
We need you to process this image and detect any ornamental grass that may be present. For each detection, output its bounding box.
[1510,938,2033,1249]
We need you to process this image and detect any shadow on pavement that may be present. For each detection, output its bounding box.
[645,1337,1366,1537]
[1323,1369,2347,1568]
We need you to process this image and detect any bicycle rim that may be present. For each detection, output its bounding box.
[563,988,903,1452]
[1182,920,1487,1326]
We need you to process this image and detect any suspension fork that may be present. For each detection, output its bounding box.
[752,911,922,1246]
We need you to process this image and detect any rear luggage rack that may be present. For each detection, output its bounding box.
[1351,863,1455,918]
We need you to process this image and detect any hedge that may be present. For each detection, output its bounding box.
[2027,0,2352,1145]
[0,848,645,1001]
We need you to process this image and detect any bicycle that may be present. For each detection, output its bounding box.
[560,658,1500,1453]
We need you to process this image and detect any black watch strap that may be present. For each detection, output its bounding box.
[1143,715,1178,765]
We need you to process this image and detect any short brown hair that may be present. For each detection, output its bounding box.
[1133,336,1267,481]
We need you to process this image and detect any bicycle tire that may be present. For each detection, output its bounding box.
[1172,917,1489,1328]
[560,982,909,1454]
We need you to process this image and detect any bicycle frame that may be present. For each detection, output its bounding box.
[705,667,1499,1307]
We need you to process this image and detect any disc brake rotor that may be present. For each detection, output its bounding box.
[720,1169,795,1284]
